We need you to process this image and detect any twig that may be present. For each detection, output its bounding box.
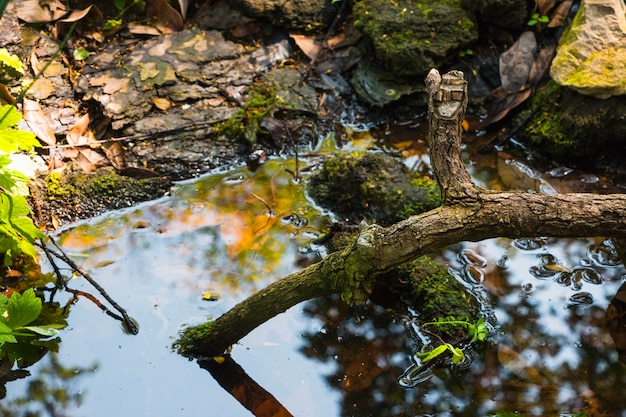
[36,237,139,335]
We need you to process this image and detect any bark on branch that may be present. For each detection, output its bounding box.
[175,69,626,359]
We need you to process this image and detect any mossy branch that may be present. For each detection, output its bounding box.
[175,69,626,359]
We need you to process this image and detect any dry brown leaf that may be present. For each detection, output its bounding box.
[146,0,184,34]
[56,5,104,40]
[152,97,172,112]
[66,113,90,145]
[177,0,188,19]
[74,148,107,173]
[290,34,323,61]
[64,113,108,173]
[22,98,57,146]
[0,84,15,105]
[128,23,162,36]
[15,0,68,23]
[548,0,574,28]
[536,0,557,16]
[528,44,556,85]
[103,142,125,170]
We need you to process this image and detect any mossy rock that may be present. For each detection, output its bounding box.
[307,152,441,226]
[379,256,482,340]
[33,166,171,227]
[516,80,626,169]
[353,0,478,77]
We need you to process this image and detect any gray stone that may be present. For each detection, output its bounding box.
[550,0,626,98]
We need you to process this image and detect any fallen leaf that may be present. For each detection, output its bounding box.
[0,84,15,105]
[151,97,172,112]
[64,114,108,173]
[146,0,184,34]
[537,0,557,16]
[102,142,125,170]
[14,0,68,23]
[22,98,56,146]
[548,0,574,28]
[177,0,189,18]
[56,5,104,40]
[290,34,323,61]
[128,23,162,36]
[528,44,556,86]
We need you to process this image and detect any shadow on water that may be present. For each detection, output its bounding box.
[3,130,626,416]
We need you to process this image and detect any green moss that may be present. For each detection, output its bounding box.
[307,153,441,226]
[174,321,215,359]
[352,0,478,76]
[217,82,280,144]
[46,172,73,197]
[405,257,479,320]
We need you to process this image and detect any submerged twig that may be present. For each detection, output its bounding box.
[36,237,139,335]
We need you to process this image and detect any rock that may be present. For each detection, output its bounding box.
[352,0,478,77]
[516,80,626,170]
[499,31,537,92]
[550,0,626,99]
[228,0,340,32]
[307,153,441,226]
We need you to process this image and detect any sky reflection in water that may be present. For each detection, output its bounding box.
[2,153,626,416]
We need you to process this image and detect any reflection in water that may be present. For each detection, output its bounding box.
[0,352,96,417]
[299,238,626,416]
[2,153,626,415]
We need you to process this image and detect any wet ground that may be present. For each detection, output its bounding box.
[3,121,626,416]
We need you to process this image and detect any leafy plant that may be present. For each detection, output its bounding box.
[416,316,488,365]
[0,56,45,266]
[0,288,62,351]
[527,13,549,26]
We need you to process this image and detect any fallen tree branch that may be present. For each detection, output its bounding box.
[175,69,626,359]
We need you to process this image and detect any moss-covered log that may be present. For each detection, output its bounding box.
[175,69,626,359]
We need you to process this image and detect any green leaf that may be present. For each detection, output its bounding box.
[73,47,90,61]
[22,325,59,337]
[0,48,24,80]
[5,288,42,330]
[416,344,448,363]
[0,128,39,153]
[0,104,21,129]
[449,345,465,364]
[0,322,16,344]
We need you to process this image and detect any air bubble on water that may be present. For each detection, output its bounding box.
[398,365,433,388]
[580,257,593,267]
[458,249,487,267]
[496,254,509,269]
[556,271,572,287]
[588,241,621,267]
[462,264,484,286]
[513,237,544,251]
[568,292,593,306]
[521,282,535,293]
[572,266,603,285]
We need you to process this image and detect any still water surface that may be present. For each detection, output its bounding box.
[4,134,626,416]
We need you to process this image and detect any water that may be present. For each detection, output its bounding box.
[2,131,626,416]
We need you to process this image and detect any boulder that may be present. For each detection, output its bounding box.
[228,0,340,32]
[550,0,626,98]
[352,0,478,77]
